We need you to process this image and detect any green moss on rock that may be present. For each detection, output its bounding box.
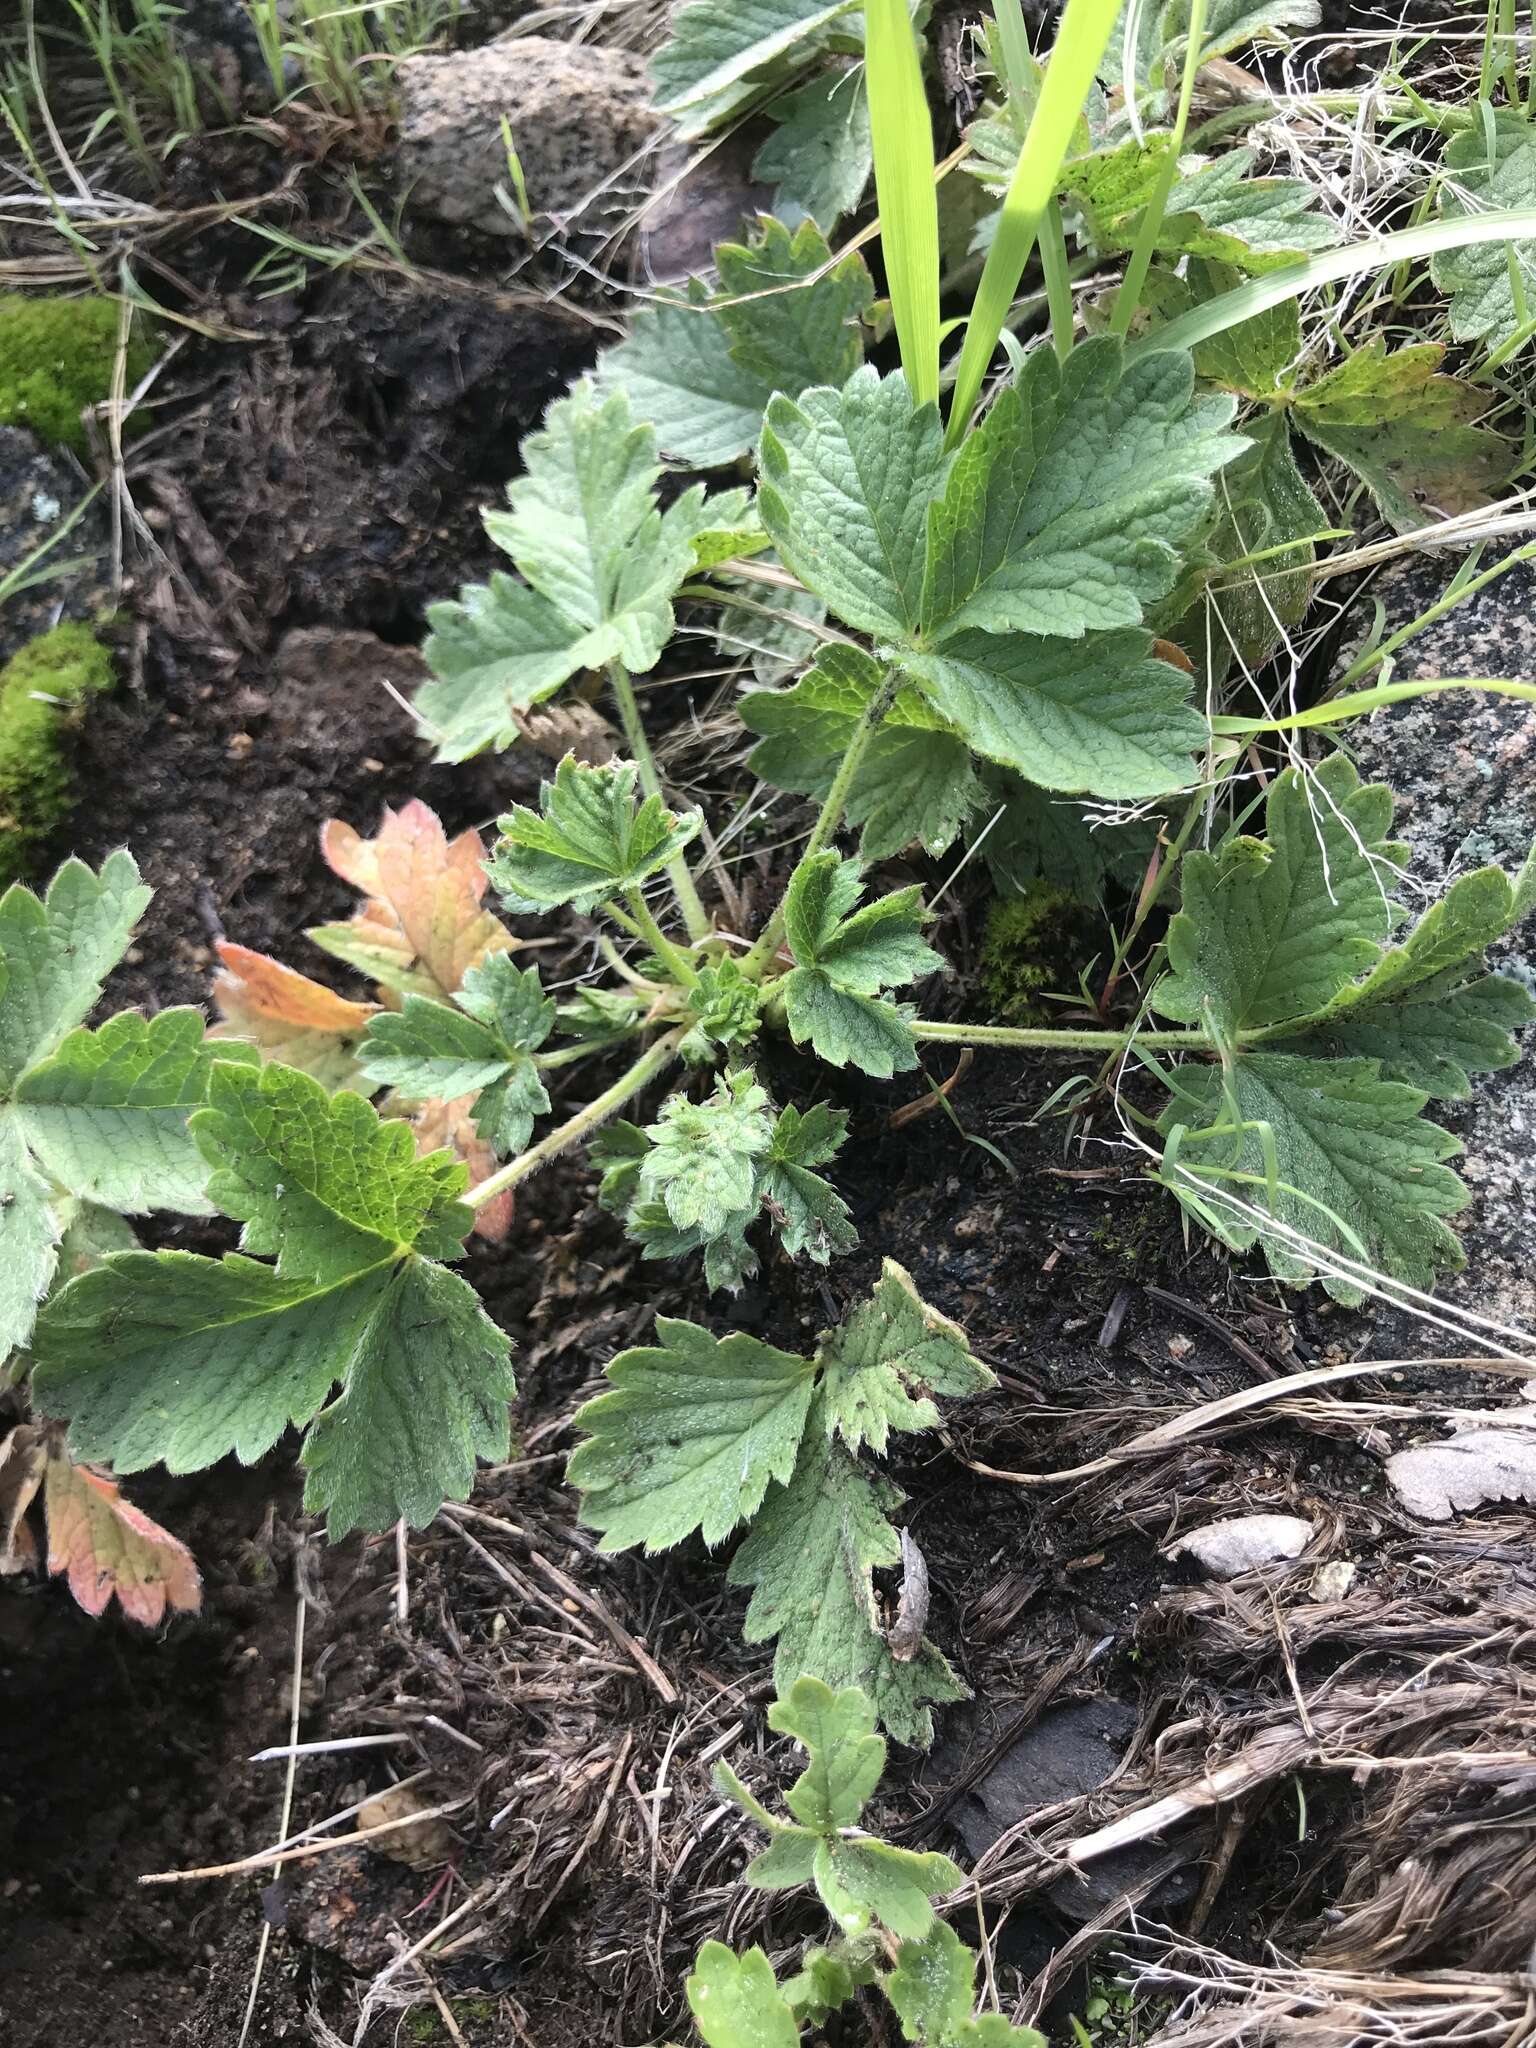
[0,623,115,887]
[0,294,153,455]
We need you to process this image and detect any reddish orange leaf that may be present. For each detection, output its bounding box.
[44,1453,202,1625]
[311,798,514,998]
[412,1094,514,1244]
[212,941,377,1090]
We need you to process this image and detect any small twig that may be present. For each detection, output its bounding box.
[250,1734,410,1764]
[237,1590,306,2048]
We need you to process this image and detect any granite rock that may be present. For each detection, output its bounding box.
[397,39,657,237]
[1339,546,1536,1338]
[0,427,111,665]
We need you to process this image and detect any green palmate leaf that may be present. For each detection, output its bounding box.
[729,1423,968,1747]
[490,756,702,913]
[574,1270,984,1740]
[919,343,1243,640]
[1156,756,1404,1036]
[358,956,554,1156]
[686,1943,801,2048]
[902,629,1206,799]
[568,1319,816,1550]
[595,220,872,468]
[419,386,736,759]
[760,367,947,639]
[640,1069,775,1237]
[754,67,872,227]
[0,858,243,1361]
[680,959,763,1065]
[770,1674,886,1830]
[1142,259,1303,396]
[1161,1051,1468,1299]
[651,0,859,133]
[817,1261,994,1455]
[1290,339,1509,533]
[594,281,768,471]
[1196,409,1324,675]
[1433,117,1536,355]
[812,1833,963,1940]
[742,644,983,860]
[13,1010,258,1214]
[782,1948,870,2022]
[887,1921,979,2043]
[975,769,1159,903]
[1109,0,1320,93]
[0,851,151,1089]
[1289,855,1536,1098]
[779,853,941,1077]
[31,1061,515,1535]
[760,1102,856,1261]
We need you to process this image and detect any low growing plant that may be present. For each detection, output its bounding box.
[5,0,1536,1753]
[681,1675,1044,2046]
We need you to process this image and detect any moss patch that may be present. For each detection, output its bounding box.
[0,294,153,455]
[0,624,115,887]
[978,884,1098,1023]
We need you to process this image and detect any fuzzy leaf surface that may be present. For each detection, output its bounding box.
[1162,1052,1467,1299]
[598,220,872,469]
[1156,757,1403,1035]
[31,1062,513,1534]
[758,368,947,639]
[358,957,554,1153]
[311,799,513,999]
[652,0,858,128]
[211,943,375,1091]
[919,342,1242,641]
[817,1260,993,1456]
[812,1835,963,1940]
[768,1674,886,1829]
[0,852,151,1089]
[754,67,872,226]
[780,853,939,1077]
[570,1319,816,1551]
[904,628,1204,799]
[759,1102,856,1261]
[742,643,982,859]
[1433,119,1536,354]
[420,388,732,756]
[640,1070,775,1238]
[491,757,702,912]
[729,1425,967,1746]
[685,1943,801,2048]
[886,1921,977,2044]
[14,1011,256,1216]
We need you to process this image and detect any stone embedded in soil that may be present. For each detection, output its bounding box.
[1338,546,1536,1339]
[947,1697,1196,1923]
[397,39,658,237]
[1386,1421,1536,1521]
[1163,1513,1315,1579]
[0,427,111,664]
[641,133,774,283]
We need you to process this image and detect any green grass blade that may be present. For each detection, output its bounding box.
[1128,210,1536,359]
[864,0,941,406]
[1211,676,1536,737]
[945,0,1122,445]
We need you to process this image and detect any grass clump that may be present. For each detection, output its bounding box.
[0,623,115,887]
[0,295,151,456]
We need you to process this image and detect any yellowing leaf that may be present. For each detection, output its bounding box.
[43,1450,202,1624]
[312,799,515,998]
[211,941,377,1090]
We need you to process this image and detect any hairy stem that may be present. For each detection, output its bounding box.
[1111,0,1209,338]
[606,660,712,943]
[912,1020,1213,1052]
[625,887,699,989]
[466,1031,684,1211]
[739,671,900,982]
